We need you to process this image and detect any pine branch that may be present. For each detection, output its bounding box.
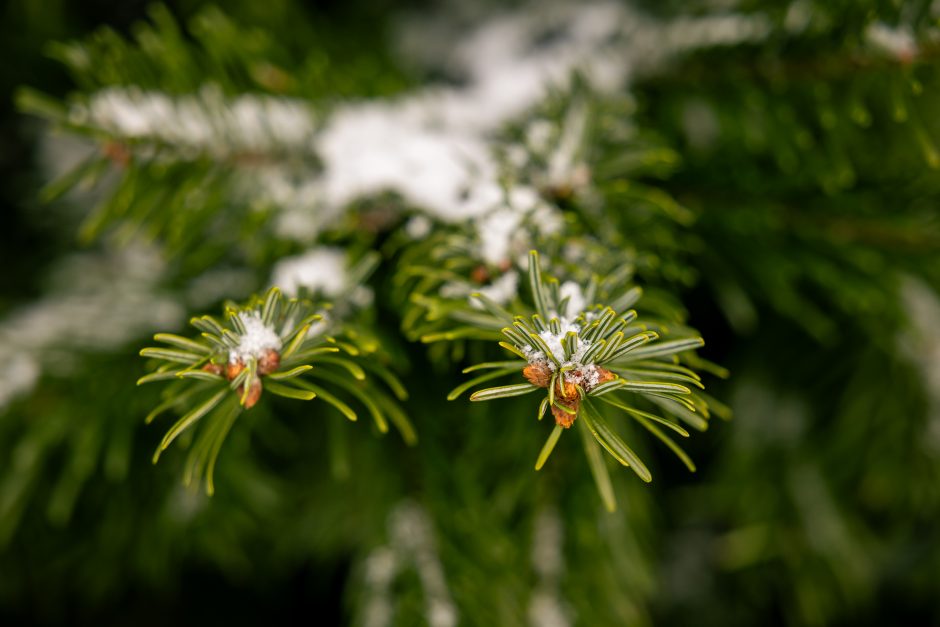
[454,251,719,509]
[139,287,413,493]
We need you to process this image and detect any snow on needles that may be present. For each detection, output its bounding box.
[229,312,282,364]
[271,248,349,298]
[282,2,772,246]
[64,3,775,249]
[523,323,604,390]
[309,3,630,228]
[520,281,604,388]
[73,85,316,159]
[270,247,375,314]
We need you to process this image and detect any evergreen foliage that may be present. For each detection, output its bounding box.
[2,1,939,625]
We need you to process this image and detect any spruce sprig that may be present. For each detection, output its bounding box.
[139,287,414,494]
[454,251,719,511]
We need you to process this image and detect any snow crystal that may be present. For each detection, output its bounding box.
[783,0,814,34]
[271,247,349,298]
[230,312,282,364]
[565,364,602,390]
[539,324,580,362]
[681,99,721,151]
[359,545,399,627]
[532,509,564,578]
[350,286,375,308]
[270,248,374,320]
[520,297,609,388]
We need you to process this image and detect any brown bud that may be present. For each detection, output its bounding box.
[523,362,553,388]
[240,377,263,409]
[552,397,580,428]
[257,349,281,376]
[594,367,616,387]
[470,265,490,284]
[202,362,224,376]
[226,360,245,381]
[555,377,578,400]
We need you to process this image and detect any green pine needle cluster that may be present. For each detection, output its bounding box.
[455,251,719,510]
[139,287,414,493]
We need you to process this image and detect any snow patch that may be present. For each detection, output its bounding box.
[64,4,774,247]
[271,247,350,298]
[524,318,591,373]
[565,364,602,390]
[229,312,282,364]
[73,85,316,158]
[474,271,520,306]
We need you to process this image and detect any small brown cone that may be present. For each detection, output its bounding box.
[594,366,616,387]
[240,377,263,409]
[523,362,553,388]
[257,349,281,376]
[552,396,580,428]
[226,360,245,381]
[555,377,578,400]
